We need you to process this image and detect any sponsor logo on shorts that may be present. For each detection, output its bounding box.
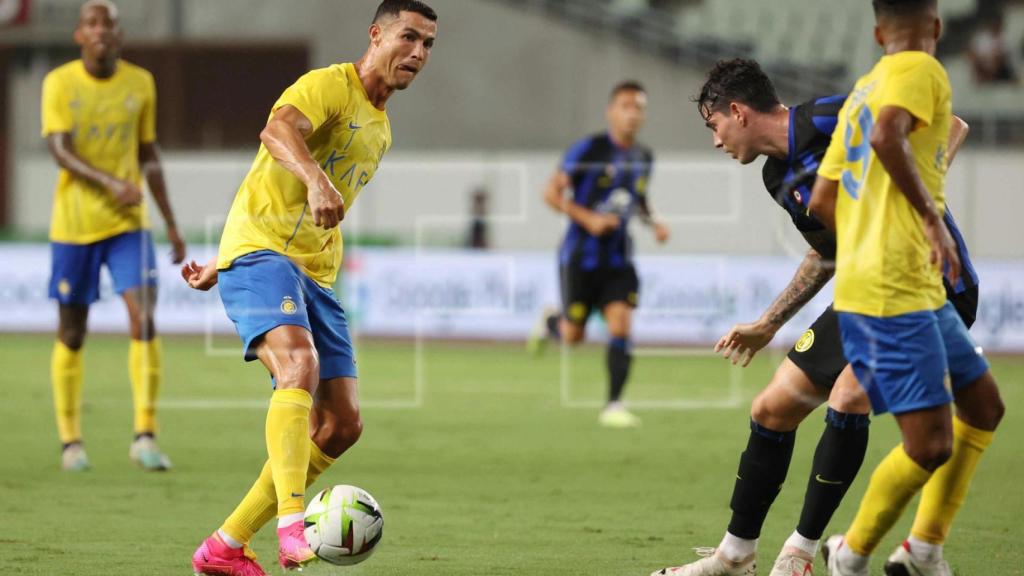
[281,296,298,315]
[58,279,71,297]
[795,329,815,353]
[627,292,638,306]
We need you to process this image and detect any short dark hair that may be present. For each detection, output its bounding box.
[872,0,937,19]
[696,59,780,121]
[373,0,437,23]
[610,80,646,101]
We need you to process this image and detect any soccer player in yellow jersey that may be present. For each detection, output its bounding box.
[42,0,185,473]
[808,1,1003,574]
[180,1,437,574]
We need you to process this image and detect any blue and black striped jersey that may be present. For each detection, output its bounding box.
[762,95,979,323]
[559,133,654,270]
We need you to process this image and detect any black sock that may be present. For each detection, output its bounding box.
[607,337,632,403]
[727,420,797,539]
[546,313,561,339]
[795,408,870,540]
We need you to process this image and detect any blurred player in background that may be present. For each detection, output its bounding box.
[652,53,999,576]
[42,0,185,472]
[180,1,437,574]
[807,1,1003,574]
[529,81,670,428]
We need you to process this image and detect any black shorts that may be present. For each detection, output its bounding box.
[560,264,639,325]
[787,305,847,390]
[787,286,980,389]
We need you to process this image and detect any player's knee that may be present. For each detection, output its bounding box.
[963,394,1006,432]
[828,384,871,414]
[58,323,87,350]
[955,374,1006,431]
[906,437,953,471]
[749,392,771,423]
[989,395,1007,429]
[276,348,320,391]
[561,324,584,344]
[318,416,363,458]
[59,326,87,350]
[750,391,794,431]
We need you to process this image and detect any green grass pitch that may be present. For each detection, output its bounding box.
[0,334,1021,575]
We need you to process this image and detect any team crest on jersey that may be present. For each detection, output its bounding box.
[124,94,140,113]
[280,296,298,315]
[795,329,815,353]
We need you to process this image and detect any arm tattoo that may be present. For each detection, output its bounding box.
[761,248,835,330]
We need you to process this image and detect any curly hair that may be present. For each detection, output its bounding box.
[696,59,780,121]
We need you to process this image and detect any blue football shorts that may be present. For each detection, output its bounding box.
[218,250,357,381]
[49,230,158,305]
[838,301,989,415]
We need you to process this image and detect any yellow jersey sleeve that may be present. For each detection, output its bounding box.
[41,71,72,135]
[139,71,157,143]
[272,68,349,132]
[875,54,943,129]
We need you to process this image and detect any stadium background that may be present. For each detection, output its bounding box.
[0,1,1022,575]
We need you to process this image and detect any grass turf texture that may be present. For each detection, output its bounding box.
[0,334,1021,575]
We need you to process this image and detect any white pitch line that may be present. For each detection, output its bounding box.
[160,398,267,410]
[157,398,422,410]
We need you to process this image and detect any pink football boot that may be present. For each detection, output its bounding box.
[277,520,318,570]
[191,532,267,576]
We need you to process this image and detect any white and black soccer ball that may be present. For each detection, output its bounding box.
[303,485,384,566]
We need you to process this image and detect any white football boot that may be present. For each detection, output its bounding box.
[130,435,172,471]
[651,548,756,576]
[884,541,952,576]
[822,535,869,576]
[61,443,90,472]
[599,403,641,428]
[769,547,815,576]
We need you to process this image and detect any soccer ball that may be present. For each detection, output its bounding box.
[303,485,384,566]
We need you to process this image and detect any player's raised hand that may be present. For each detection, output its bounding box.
[181,258,218,291]
[108,178,143,207]
[586,213,621,237]
[714,321,775,367]
[308,173,346,230]
[923,214,961,287]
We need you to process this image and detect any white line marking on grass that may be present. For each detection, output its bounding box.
[156,398,423,410]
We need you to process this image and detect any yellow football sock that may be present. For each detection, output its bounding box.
[910,417,994,544]
[129,338,162,435]
[846,444,933,555]
[221,440,336,544]
[51,340,84,444]
[266,388,314,517]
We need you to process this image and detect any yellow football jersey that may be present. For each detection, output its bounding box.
[41,59,156,244]
[217,63,392,287]
[819,51,952,317]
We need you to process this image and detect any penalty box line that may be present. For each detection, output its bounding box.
[559,344,745,411]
